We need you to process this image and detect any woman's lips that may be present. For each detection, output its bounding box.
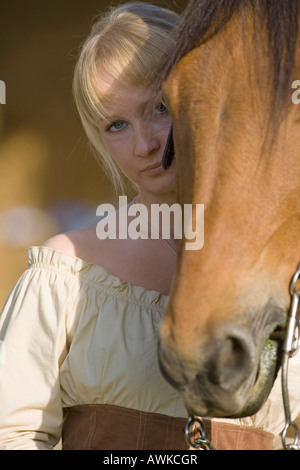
[141,162,164,175]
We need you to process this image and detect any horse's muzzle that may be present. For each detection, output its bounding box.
[159,314,284,418]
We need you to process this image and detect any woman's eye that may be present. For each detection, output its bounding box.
[106,121,127,133]
[155,103,168,115]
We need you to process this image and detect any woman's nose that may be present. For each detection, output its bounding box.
[134,124,160,157]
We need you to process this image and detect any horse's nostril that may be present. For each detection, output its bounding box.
[207,325,255,392]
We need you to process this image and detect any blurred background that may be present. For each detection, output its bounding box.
[0,0,186,306]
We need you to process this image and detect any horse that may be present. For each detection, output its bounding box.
[158,0,300,423]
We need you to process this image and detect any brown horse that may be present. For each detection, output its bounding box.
[159,0,300,419]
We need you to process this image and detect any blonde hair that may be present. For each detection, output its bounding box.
[72,2,179,195]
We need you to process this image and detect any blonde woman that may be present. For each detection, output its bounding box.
[0,2,188,450]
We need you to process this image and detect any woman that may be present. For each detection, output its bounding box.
[0,2,286,451]
[0,2,187,450]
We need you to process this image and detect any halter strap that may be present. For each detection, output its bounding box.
[162,124,175,169]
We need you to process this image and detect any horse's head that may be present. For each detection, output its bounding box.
[159,0,300,418]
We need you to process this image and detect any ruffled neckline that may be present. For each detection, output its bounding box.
[27,246,169,309]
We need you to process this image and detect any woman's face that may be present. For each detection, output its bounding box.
[96,72,176,199]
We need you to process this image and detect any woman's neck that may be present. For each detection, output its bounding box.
[135,191,177,208]
[133,191,179,240]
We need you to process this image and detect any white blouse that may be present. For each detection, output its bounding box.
[0,246,299,449]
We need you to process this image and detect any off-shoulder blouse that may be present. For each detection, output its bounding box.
[0,246,299,449]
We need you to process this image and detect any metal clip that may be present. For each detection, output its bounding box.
[185,416,216,450]
[281,264,300,450]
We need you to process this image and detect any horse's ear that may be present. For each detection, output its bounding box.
[162,124,175,169]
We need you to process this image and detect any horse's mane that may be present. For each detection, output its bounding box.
[162,0,300,126]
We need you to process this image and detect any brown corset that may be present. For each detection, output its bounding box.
[62,404,274,450]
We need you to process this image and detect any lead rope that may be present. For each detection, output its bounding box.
[281,264,300,450]
[185,264,300,451]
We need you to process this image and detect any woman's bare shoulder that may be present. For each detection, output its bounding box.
[43,233,77,256]
[43,221,99,259]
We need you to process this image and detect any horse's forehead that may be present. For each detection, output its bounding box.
[163,51,204,117]
[163,42,232,112]
[162,10,259,113]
